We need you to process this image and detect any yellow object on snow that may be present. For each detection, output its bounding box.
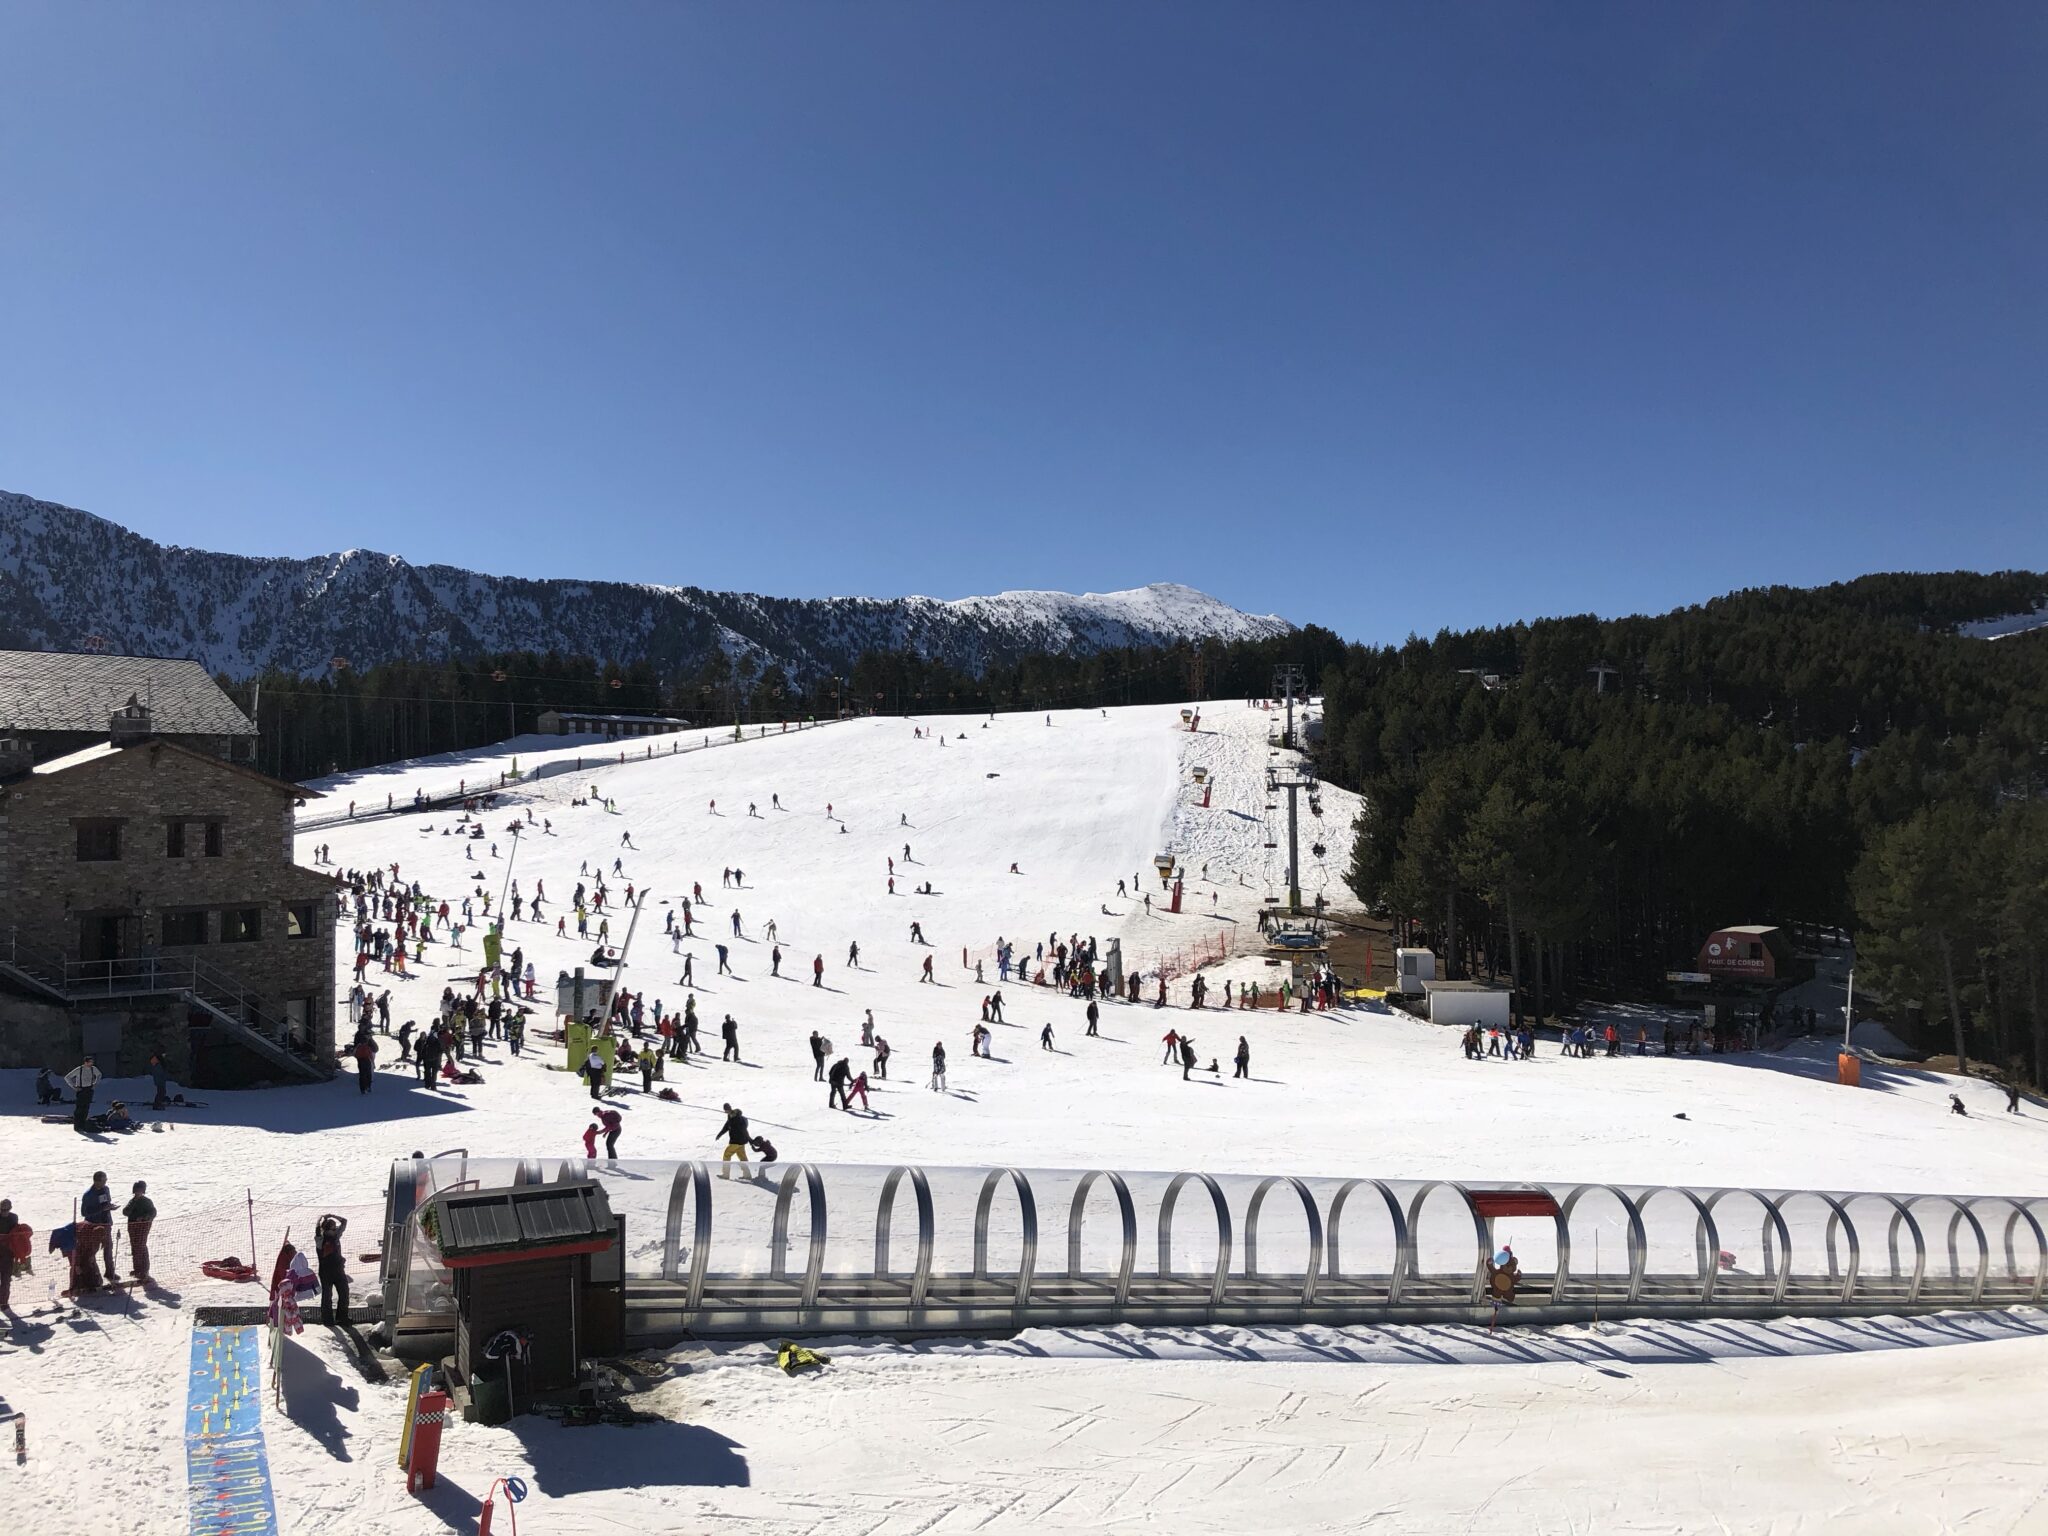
[776,1341,830,1375]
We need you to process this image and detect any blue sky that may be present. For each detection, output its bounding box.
[3,5,2043,643]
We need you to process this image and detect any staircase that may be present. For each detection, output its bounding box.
[1,928,332,1083]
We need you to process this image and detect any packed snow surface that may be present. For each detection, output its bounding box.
[1956,600,2048,639]
[6,700,2045,1533]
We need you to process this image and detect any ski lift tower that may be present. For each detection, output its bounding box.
[1271,664,1305,749]
[1266,762,1317,914]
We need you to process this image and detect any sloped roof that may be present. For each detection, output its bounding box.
[13,736,322,799]
[0,650,254,736]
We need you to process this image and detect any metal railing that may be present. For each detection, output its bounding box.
[379,1159,2048,1354]
[1,928,329,1080]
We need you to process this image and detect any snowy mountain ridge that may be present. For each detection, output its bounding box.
[0,489,1290,678]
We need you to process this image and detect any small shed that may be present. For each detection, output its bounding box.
[1393,947,1438,995]
[418,1180,621,1401]
[1697,925,1795,983]
[1422,979,1511,1029]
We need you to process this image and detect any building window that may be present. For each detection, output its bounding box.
[166,820,186,858]
[221,906,263,943]
[286,902,318,940]
[283,996,312,1048]
[205,821,224,857]
[75,819,123,861]
[162,909,209,946]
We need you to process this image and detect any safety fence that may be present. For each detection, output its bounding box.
[961,930,1233,989]
[295,718,843,833]
[380,1157,2047,1352]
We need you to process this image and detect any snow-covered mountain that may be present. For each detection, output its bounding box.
[0,489,1291,678]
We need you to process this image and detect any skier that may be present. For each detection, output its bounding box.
[828,1057,852,1110]
[813,954,825,987]
[847,1070,871,1111]
[1234,1036,1250,1079]
[771,945,782,977]
[1040,1022,1055,1051]
[1086,999,1100,1036]
[873,1036,892,1079]
[847,941,860,967]
[1162,1028,1180,1064]
[598,1106,623,1158]
[716,944,732,975]
[1180,1037,1197,1082]
[810,1030,828,1081]
[721,1014,740,1062]
[920,955,935,984]
[681,953,696,986]
[910,921,925,944]
[929,1041,948,1092]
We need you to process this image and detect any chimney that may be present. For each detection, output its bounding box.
[0,735,31,776]
[110,693,154,744]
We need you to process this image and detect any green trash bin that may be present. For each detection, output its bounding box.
[468,1373,511,1426]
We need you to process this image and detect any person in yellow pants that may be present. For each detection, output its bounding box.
[716,1104,750,1179]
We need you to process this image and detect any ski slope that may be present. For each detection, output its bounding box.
[5,699,2046,1535]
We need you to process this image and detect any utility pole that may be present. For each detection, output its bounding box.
[1267,763,1317,914]
[1271,663,1305,749]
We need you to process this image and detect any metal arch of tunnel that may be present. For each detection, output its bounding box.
[1400,1181,1491,1305]
[1996,1200,2048,1304]
[1327,1178,1411,1303]
[1627,1186,1722,1307]
[1702,1188,1796,1308]
[1555,1184,1649,1305]
[1774,1189,1861,1305]
[1158,1171,1235,1311]
[972,1167,1039,1310]
[875,1165,937,1308]
[1243,1175,1324,1307]
[662,1161,714,1309]
[770,1163,830,1308]
[1067,1170,1137,1311]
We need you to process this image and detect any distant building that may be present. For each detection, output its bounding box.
[1696,925,1795,982]
[0,702,333,1085]
[0,649,256,772]
[536,709,687,740]
[1421,979,1512,1029]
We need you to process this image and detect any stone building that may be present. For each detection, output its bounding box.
[0,648,257,772]
[0,694,334,1086]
